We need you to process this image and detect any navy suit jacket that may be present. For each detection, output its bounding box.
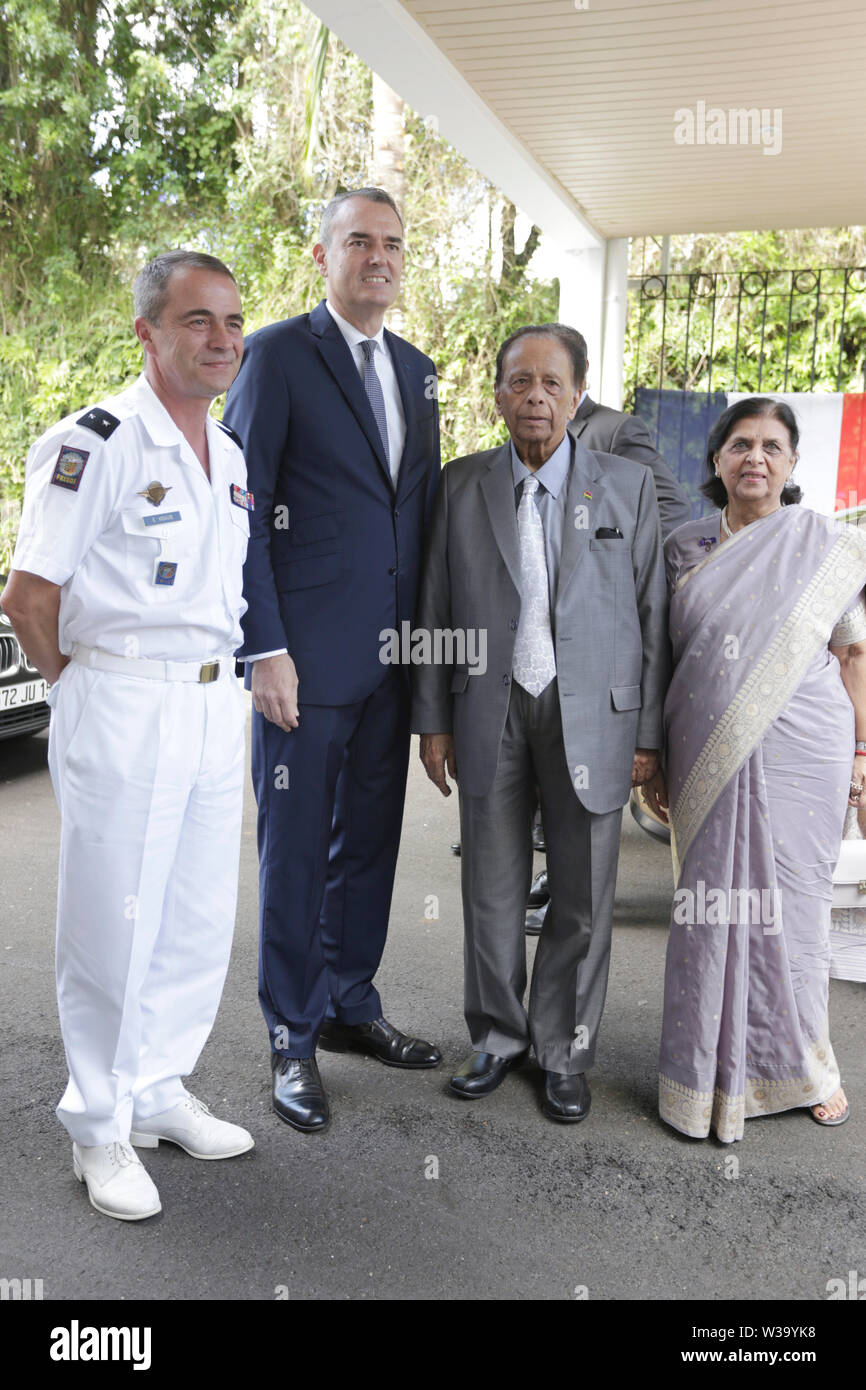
[224,300,441,705]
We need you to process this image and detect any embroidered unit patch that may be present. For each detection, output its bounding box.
[50,445,89,491]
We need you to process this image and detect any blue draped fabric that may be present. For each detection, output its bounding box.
[633,389,728,521]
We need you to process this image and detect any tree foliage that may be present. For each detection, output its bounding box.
[0,0,557,565]
[2,1,862,572]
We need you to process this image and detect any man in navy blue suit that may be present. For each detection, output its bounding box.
[224,188,442,1132]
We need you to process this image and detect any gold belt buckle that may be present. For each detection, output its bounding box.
[199,661,220,684]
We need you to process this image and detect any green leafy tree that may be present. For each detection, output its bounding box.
[0,0,555,567]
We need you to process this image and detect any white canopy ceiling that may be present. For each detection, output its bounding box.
[309,0,866,242]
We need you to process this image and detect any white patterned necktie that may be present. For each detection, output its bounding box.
[361,339,390,463]
[512,475,556,697]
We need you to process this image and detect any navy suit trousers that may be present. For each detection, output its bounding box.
[253,667,411,1057]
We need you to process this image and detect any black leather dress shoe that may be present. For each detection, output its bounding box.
[542,1070,591,1123]
[532,818,547,853]
[525,900,549,936]
[449,1049,529,1098]
[318,1016,442,1068]
[272,1055,329,1132]
[527,868,550,908]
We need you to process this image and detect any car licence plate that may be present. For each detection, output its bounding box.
[0,678,49,709]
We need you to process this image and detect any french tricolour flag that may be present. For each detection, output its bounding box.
[634,390,866,519]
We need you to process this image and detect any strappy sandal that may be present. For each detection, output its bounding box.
[811,1102,850,1126]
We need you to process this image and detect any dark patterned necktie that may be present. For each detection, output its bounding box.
[361,339,390,461]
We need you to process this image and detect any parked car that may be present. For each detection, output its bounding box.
[0,577,51,739]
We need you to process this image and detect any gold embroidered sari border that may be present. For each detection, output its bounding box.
[659,1031,840,1142]
[671,525,866,861]
[659,1072,743,1142]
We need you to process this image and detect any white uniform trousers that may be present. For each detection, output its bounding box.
[47,661,246,1146]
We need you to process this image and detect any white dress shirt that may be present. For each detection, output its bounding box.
[13,374,249,661]
[325,299,406,485]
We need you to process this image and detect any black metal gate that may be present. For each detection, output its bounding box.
[625,267,866,410]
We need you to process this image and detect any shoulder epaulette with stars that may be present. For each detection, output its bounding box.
[217,420,243,450]
[76,407,121,440]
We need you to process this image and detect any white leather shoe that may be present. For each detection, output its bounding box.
[130,1094,254,1159]
[72,1142,162,1221]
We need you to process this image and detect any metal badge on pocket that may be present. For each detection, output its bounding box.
[139,481,172,506]
[154,560,178,586]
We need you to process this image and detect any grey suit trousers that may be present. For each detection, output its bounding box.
[459,679,622,1074]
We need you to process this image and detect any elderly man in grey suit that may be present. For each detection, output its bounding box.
[525,325,689,927]
[412,324,669,1122]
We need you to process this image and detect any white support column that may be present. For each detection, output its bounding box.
[556,244,605,383]
[599,237,629,411]
[556,237,630,409]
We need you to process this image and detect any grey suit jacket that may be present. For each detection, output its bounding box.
[410,435,670,814]
[568,396,691,540]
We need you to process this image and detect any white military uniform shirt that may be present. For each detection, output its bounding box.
[19,373,251,1148]
[13,373,249,660]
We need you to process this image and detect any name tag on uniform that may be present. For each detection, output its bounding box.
[143,510,182,527]
[154,560,178,586]
[51,445,89,491]
[230,484,254,511]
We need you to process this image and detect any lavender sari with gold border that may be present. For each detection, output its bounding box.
[658,506,866,1142]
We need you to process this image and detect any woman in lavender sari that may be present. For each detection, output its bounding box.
[645,397,866,1142]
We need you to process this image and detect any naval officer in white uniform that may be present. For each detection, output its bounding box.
[2,250,254,1221]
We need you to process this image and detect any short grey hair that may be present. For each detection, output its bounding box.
[133,250,237,324]
[318,188,404,248]
[495,324,588,389]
